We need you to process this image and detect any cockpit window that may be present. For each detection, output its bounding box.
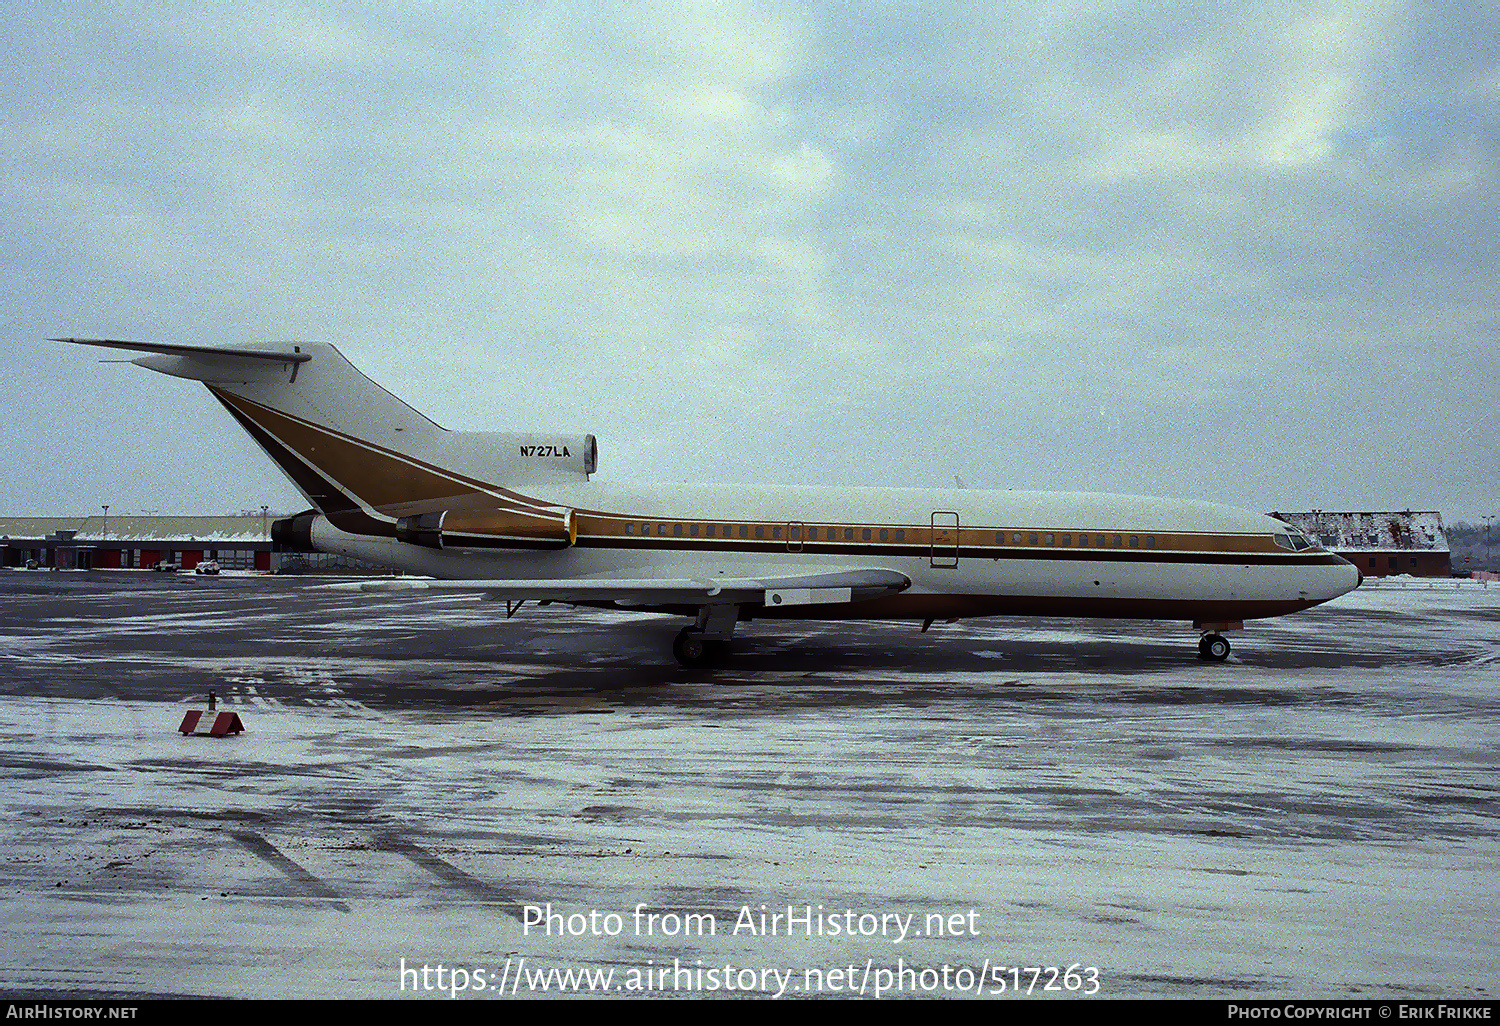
[1273,532,1319,551]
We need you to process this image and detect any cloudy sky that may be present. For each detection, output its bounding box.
[3,1,1496,522]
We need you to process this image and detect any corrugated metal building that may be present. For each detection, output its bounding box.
[1273,511,1452,578]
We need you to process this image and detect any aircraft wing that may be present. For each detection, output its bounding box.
[324,568,911,609]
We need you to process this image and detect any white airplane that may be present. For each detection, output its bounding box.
[58,337,1360,665]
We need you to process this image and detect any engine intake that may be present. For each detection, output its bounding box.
[270,511,319,552]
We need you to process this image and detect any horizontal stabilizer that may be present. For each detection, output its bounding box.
[52,338,312,364]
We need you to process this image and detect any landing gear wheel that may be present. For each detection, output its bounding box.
[672,627,710,667]
[1198,633,1231,661]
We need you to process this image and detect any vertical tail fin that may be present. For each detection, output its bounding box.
[57,339,596,521]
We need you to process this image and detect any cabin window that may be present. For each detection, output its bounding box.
[658,524,670,536]
[1012,532,1023,544]
[1129,535,1138,548]
[1112,534,1122,547]
[1044,533,1054,545]
[739,525,749,538]
[862,528,872,541]
[1028,533,1038,545]
[772,526,782,540]
[844,528,854,541]
[674,523,683,537]
[894,529,905,542]
[625,523,635,535]
[755,526,765,539]
[1060,534,1071,546]
[1146,536,1156,548]
[689,524,699,537]
[705,524,716,537]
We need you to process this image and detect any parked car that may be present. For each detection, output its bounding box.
[194,560,221,575]
[151,560,181,572]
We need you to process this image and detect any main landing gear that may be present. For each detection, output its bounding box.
[672,604,740,667]
[673,627,731,667]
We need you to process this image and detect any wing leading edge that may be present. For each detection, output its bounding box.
[328,568,912,609]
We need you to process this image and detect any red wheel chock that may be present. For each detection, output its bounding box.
[178,710,245,737]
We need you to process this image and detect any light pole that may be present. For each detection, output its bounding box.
[101,505,108,540]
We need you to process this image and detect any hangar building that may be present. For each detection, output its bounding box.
[1,514,277,571]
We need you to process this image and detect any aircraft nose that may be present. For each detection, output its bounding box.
[1329,554,1362,595]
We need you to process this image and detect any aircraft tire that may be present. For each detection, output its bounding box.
[1199,634,1231,661]
[673,628,709,667]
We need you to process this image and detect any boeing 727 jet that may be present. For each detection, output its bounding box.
[57,338,1360,664]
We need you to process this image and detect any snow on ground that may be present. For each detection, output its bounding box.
[0,574,1494,999]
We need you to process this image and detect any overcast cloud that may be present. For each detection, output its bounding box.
[3,1,1496,521]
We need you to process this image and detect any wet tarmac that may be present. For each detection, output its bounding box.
[0,571,1495,999]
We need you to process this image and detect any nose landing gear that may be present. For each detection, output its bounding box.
[1194,620,1240,661]
[1197,633,1231,661]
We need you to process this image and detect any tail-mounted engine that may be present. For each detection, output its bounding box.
[270,511,319,552]
[396,507,577,550]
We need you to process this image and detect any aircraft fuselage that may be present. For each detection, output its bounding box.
[304,480,1359,624]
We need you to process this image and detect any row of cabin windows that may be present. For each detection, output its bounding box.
[621,522,1154,548]
[1004,532,1155,548]
[626,522,908,542]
